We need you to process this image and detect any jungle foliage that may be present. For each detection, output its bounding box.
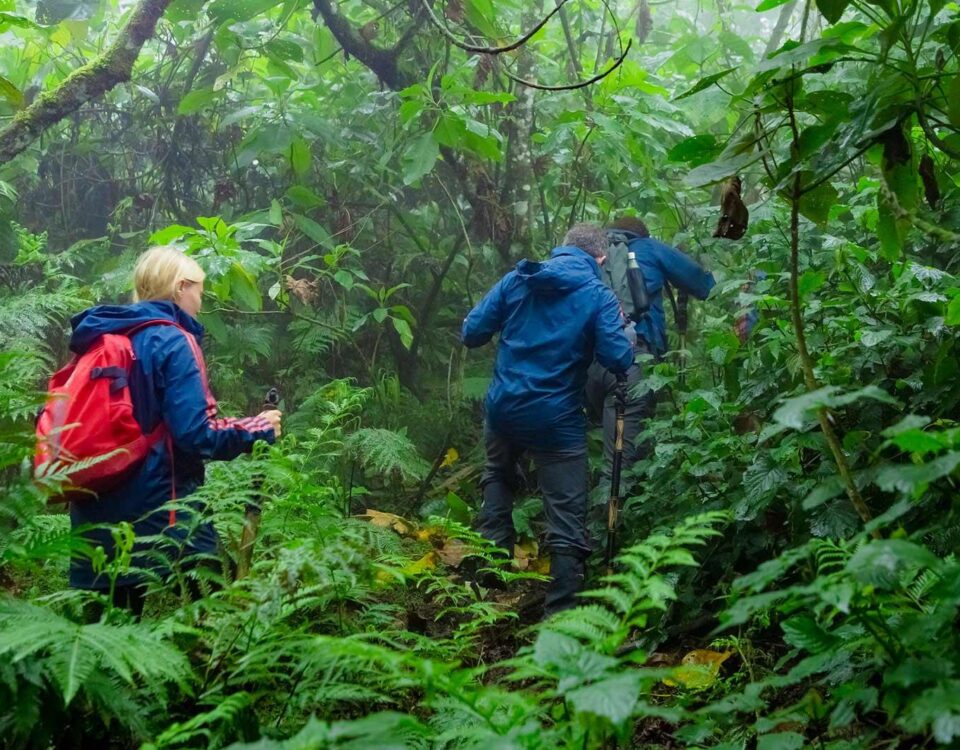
[1,0,960,747]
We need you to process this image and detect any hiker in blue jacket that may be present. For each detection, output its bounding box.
[585,215,715,492]
[462,223,633,616]
[70,246,280,618]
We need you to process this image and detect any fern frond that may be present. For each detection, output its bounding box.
[345,427,430,484]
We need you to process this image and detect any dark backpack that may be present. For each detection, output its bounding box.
[601,230,650,323]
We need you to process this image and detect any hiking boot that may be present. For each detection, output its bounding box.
[543,551,585,617]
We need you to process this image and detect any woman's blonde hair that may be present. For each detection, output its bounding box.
[132,246,206,303]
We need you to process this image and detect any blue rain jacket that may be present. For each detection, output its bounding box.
[462,246,633,448]
[68,300,275,590]
[619,232,716,355]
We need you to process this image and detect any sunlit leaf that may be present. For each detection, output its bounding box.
[663,649,732,689]
[359,509,413,536]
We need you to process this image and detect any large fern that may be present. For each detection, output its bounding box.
[344,427,430,485]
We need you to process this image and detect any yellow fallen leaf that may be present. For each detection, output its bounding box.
[532,555,551,575]
[414,524,447,544]
[439,447,459,468]
[663,649,732,689]
[514,539,539,570]
[402,551,438,576]
[359,509,412,536]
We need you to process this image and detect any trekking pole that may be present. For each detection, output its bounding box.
[236,386,280,580]
[604,373,628,576]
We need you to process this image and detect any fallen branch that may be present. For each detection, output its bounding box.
[0,0,175,165]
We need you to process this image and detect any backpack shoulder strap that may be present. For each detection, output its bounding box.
[124,318,185,338]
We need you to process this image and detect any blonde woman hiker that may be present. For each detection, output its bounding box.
[57,246,281,617]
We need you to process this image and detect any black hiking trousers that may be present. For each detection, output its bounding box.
[476,426,590,614]
[584,341,657,496]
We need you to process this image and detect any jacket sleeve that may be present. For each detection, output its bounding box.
[594,287,635,374]
[462,278,507,348]
[159,332,275,461]
[656,242,716,300]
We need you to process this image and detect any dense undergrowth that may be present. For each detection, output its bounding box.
[2,0,960,746]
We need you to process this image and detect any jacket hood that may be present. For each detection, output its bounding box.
[70,300,203,354]
[515,246,601,294]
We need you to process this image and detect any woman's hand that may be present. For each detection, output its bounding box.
[258,409,282,437]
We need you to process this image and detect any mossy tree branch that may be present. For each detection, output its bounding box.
[0,0,174,166]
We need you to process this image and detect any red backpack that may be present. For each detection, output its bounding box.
[35,320,184,502]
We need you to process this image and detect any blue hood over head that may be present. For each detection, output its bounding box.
[70,300,203,354]
[461,245,633,448]
[515,246,602,294]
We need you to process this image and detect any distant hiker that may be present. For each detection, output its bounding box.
[585,216,715,492]
[62,246,281,617]
[462,223,633,616]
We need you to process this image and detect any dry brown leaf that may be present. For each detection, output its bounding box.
[437,539,468,567]
[359,509,412,536]
[284,275,319,305]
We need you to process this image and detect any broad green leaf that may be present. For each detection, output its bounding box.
[209,0,277,23]
[464,0,499,39]
[757,732,805,750]
[796,180,838,226]
[886,429,945,454]
[565,672,642,724]
[0,75,23,108]
[265,38,303,63]
[290,138,311,179]
[334,269,353,290]
[0,11,40,30]
[859,328,893,347]
[673,68,736,101]
[286,185,323,209]
[667,135,721,165]
[177,87,217,115]
[876,195,902,262]
[802,477,844,510]
[759,38,854,72]
[533,630,587,670]
[847,539,939,588]
[686,153,758,188]
[817,0,851,24]
[227,263,261,312]
[798,270,826,299]
[946,292,960,325]
[874,452,960,496]
[433,112,467,148]
[293,214,331,247]
[797,124,838,158]
[755,0,792,10]
[781,616,838,653]
[773,385,898,429]
[268,199,282,226]
[949,76,960,128]
[445,492,471,524]
[149,224,194,244]
[166,0,205,22]
[392,318,414,349]
[402,133,439,185]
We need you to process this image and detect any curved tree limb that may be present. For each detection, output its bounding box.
[419,0,570,54]
[0,0,174,166]
[503,39,633,91]
[312,0,410,89]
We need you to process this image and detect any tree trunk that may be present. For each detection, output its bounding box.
[0,0,175,165]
